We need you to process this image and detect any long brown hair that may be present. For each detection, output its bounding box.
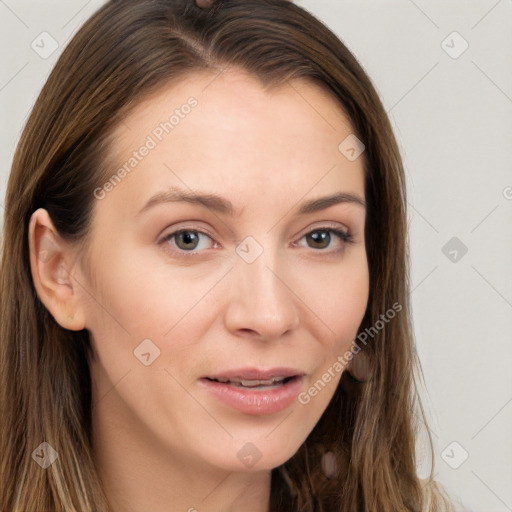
[0,0,455,510]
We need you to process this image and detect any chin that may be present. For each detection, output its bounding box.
[197,430,307,473]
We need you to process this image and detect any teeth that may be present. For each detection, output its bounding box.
[214,376,288,387]
[239,378,279,387]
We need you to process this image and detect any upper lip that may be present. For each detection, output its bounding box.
[203,367,304,381]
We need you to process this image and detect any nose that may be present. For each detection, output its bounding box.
[223,245,300,341]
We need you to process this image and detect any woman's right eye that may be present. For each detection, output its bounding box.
[161,229,216,254]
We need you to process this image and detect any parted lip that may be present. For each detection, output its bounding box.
[202,367,304,381]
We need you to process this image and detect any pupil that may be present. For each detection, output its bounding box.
[308,230,330,248]
[178,231,198,250]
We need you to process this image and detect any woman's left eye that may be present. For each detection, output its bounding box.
[160,226,354,256]
[296,227,354,251]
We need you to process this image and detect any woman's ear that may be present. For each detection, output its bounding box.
[28,208,87,331]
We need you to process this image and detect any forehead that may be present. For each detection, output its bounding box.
[97,68,365,219]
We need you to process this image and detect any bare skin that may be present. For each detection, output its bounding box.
[29,68,369,512]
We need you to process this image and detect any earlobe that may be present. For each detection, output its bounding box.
[28,208,86,331]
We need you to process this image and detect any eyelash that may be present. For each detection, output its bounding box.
[159,225,354,258]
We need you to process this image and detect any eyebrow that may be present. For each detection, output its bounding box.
[138,186,366,217]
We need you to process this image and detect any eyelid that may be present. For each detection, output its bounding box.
[159,222,216,242]
[295,221,350,238]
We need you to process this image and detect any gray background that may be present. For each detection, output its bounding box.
[1,1,511,510]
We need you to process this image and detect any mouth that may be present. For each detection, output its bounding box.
[199,368,305,415]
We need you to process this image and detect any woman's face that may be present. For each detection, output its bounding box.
[78,69,369,472]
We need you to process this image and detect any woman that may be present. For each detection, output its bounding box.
[0,0,455,510]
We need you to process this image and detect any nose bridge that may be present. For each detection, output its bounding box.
[225,237,300,338]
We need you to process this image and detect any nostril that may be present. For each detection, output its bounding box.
[239,328,257,335]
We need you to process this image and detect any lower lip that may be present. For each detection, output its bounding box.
[199,376,303,415]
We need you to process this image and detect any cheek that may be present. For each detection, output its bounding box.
[307,270,369,400]
[307,255,369,346]
[81,249,228,394]
[81,243,199,339]
[296,261,368,416]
